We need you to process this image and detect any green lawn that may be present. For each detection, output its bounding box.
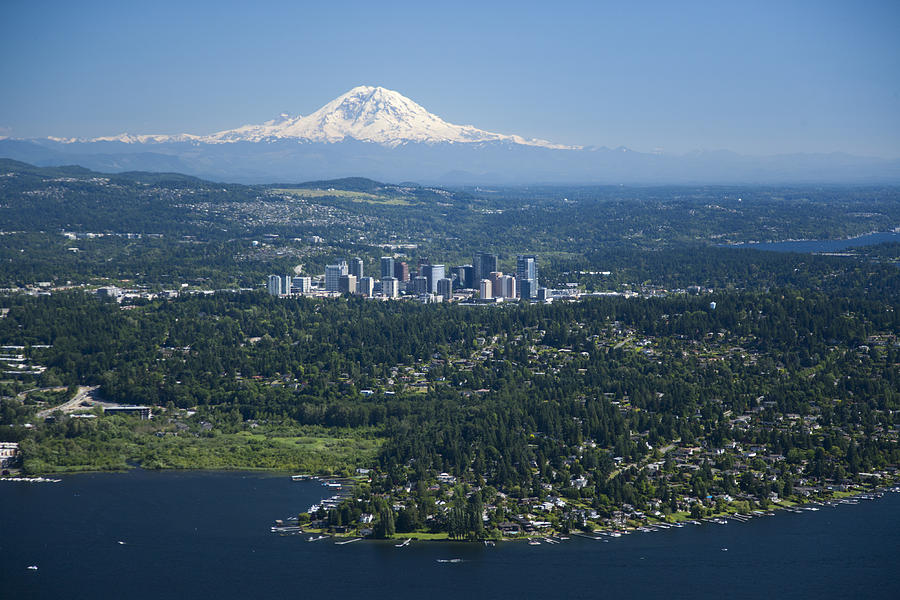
[23,422,383,475]
[273,188,411,205]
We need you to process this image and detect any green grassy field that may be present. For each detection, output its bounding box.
[21,423,383,476]
[273,188,412,205]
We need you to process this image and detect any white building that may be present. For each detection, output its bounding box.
[500,275,516,299]
[480,279,492,300]
[267,275,283,296]
[0,442,19,467]
[382,276,399,298]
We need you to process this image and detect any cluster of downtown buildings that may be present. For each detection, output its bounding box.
[267,252,547,303]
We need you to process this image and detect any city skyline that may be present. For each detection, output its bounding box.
[272,252,539,301]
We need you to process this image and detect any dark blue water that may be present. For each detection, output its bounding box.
[728,231,900,253]
[2,470,899,599]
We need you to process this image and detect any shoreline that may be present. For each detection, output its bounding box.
[6,466,898,544]
[278,476,900,545]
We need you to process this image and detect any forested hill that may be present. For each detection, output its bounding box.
[1,284,897,533]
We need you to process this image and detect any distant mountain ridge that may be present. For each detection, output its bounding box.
[1,86,899,184]
[43,86,573,150]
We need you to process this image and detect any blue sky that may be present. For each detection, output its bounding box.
[2,0,899,157]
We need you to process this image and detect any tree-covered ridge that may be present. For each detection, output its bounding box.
[1,280,897,535]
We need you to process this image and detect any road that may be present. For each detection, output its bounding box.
[36,386,100,418]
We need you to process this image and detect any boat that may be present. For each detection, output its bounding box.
[528,539,541,545]
[483,540,495,547]
[270,526,303,534]
[27,565,38,570]
[436,558,463,563]
[307,535,328,542]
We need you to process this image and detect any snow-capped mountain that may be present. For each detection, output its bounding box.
[58,86,576,149]
[3,86,899,184]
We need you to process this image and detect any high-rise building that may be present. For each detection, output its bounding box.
[488,271,504,297]
[455,265,475,289]
[382,276,399,298]
[519,278,533,301]
[500,275,516,299]
[393,261,409,282]
[325,261,348,292]
[267,274,283,296]
[412,275,428,295]
[358,276,374,298]
[293,276,312,294]
[480,279,493,300]
[437,277,453,300]
[338,274,357,295]
[421,264,445,293]
[516,254,538,298]
[349,257,364,279]
[380,256,395,279]
[474,252,498,284]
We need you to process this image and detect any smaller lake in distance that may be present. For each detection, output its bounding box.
[2,470,899,600]
[725,231,900,253]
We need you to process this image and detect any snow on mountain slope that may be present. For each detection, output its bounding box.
[66,86,577,149]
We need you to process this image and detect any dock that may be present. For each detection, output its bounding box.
[335,537,362,545]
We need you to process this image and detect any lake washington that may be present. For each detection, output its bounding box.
[2,470,899,599]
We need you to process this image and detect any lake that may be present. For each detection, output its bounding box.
[2,470,899,599]
[726,231,900,253]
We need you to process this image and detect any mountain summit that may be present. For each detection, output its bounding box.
[5,86,899,184]
[80,85,575,149]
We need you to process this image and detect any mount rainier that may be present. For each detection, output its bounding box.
[66,86,575,150]
[1,86,898,184]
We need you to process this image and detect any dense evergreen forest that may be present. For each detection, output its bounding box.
[1,159,898,538]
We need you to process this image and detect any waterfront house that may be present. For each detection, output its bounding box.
[0,442,20,467]
[498,522,521,535]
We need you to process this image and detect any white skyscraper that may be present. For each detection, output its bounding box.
[267,274,282,296]
[382,276,399,298]
[480,279,492,300]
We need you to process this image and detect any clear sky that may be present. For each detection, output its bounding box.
[2,0,899,157]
